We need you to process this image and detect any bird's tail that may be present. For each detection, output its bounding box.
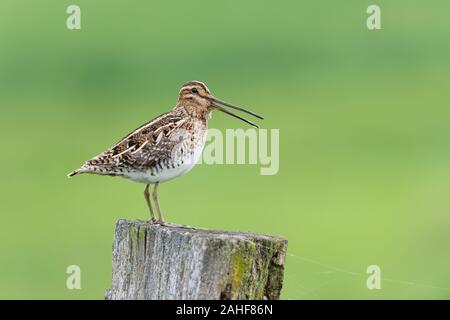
[67,163,121,178]
[67,167,85,177]
[67,163,95,177]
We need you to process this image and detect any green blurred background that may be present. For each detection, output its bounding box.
[1,0,449,299]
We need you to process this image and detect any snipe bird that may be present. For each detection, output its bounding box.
[68,81,263,224]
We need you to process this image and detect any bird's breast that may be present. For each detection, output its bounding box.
[125,125,207,184]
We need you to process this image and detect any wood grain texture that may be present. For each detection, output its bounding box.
[105,220,288,300]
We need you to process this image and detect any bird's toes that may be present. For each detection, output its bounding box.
[156,220,166,226]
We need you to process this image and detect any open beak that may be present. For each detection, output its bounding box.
[209,96,264,128]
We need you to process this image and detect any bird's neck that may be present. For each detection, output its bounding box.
[174,103,211,123]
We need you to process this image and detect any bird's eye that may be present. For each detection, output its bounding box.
[191,88,198,94]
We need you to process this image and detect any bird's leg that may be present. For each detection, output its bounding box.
[152,182,165,224]
[144,184,156,223]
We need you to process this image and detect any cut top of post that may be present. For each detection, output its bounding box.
[107,219,288,300]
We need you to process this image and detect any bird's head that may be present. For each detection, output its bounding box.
[177,81,263,128]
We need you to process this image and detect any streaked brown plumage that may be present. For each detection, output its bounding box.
[68,81,263,224]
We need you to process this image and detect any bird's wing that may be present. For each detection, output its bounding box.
[83,112,189,170]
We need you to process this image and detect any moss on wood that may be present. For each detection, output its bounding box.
[106,220,287,300]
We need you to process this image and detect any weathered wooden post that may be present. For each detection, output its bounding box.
[105,219,288,300]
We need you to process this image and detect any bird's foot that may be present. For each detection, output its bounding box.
[148,217,157,224]
[156,219,166,226]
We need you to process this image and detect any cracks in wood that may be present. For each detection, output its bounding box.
[107,219,287,300]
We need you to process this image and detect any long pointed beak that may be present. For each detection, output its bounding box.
[210,96,263,128]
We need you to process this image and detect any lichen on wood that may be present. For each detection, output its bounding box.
[106,219,288,300]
